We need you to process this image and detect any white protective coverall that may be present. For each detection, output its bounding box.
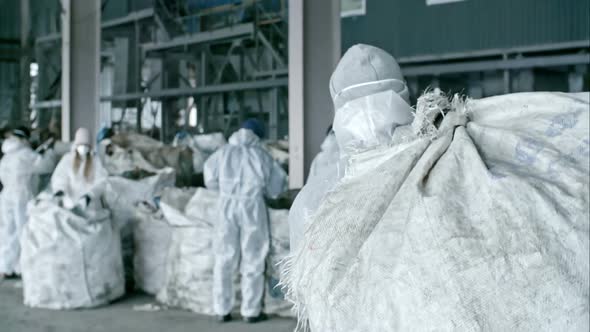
[51,150,108,203]
[0,137,56,274]
[285,43,417,332]
[288,44,414,254]
[288,133,341,252]
[204,128,287,317]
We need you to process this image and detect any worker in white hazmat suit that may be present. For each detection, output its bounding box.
[51,128,108,206]
[330,44,414,164]
[288,126,341,252]
[0,127,56,278]
[204,118,287,323]
[287,43,416,332]
[289,44,414,256]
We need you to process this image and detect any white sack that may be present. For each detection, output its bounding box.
[21,195,124,309]
[156,187,218,315]
[284,92,590,332]
[132,202,171,295]
[100,143,161,176]
[103,168,176,231]
[193,132,227,155]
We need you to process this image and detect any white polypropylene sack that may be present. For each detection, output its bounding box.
[21,195,125,309]
[193,132,227,155]
[100,142,161,176]
[104,133,194,187]
[133,201,171,295]
[102,169,175,285]
[156,187,218,315]
[284,92,590,332]
[103,169,176,231]
[265,208,293,317]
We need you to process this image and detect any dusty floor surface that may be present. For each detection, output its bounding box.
[0,279,296,332]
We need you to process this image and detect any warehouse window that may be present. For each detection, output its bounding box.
[341,0,366,17]
[188,97,198,127]
[189,107,198,127]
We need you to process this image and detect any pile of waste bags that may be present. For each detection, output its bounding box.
[21,193,125,309]
[283,92,590,331]
[103,168,175,230]
[105,133,194,187]
[173,132,227,173]
[153,187,293,316]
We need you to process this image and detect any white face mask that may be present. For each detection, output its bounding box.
[333,89,414,155]
[76,145,91,157]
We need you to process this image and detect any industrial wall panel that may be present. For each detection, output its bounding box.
[0,61,19,122]
[342,0,590,59]
[0,62,18,95]
[0,0,19,40]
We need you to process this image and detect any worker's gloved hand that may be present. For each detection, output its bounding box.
[54,191,65,207]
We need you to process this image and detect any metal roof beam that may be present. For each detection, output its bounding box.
[100,78,288,102]
[142,23,254,53]
[36,8,154,44]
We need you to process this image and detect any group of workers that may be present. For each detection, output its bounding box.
[0,119,288,323]
[0,127,104,277]
[0,43,409,324]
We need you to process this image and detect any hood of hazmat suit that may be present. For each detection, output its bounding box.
[0,137,56,274]
[204,127,287,317]
[331,44,414,163]
[50,150,108,204]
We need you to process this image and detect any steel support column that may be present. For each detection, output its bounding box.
[288,0,340,188]
[61,0,101,141]
[19,0,31,125]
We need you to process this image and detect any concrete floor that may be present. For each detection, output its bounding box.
[0,279,297,332]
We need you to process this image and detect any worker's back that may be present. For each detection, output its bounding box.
[211,128,273,198]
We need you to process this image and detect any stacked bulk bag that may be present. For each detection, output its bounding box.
[193,132,227,160]
[132,201,170,295]
[132,187,192,295]
[156,187,218,314]
[21,193,124,309]
[105,133,194,187]
[103,168,175,289]
[103,168,176,230]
